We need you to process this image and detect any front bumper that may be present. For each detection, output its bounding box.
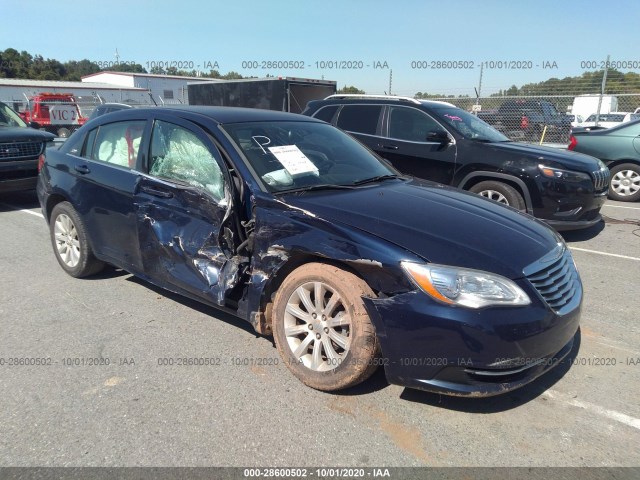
[0,172,38,193]
[531,176,608,231]
[362,288,581,397]
[0,159,38,193]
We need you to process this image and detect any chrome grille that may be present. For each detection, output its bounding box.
[0,141,43,160]
[524,246,581,313]
[591,168,610,191]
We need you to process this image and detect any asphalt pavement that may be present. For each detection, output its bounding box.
[0,191,638,468]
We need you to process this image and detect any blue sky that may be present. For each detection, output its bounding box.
[3,0,640,96]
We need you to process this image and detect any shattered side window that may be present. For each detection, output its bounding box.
[149,120,225,201]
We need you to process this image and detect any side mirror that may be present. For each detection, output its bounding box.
[29,121,40,129]
[426,130,450,143]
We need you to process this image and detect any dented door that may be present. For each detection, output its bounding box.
[134,118,239,305]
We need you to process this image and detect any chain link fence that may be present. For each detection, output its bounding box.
[0,90,160,138]
[422,94,640,144]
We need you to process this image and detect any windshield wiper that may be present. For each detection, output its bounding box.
[350,174,403,186]
[275,183,358,195]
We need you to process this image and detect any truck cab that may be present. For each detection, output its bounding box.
[19,93,87,138]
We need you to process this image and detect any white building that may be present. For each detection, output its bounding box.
[81,71,222,104]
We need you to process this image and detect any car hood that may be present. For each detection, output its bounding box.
[282,179,561,279]
[0,127,55,143]
[487,141,601,172]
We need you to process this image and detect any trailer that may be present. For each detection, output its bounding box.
[187,77,337,113]
[569,94,619,120]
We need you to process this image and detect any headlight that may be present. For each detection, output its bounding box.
[538,164,591,182]
[401,262,530,309]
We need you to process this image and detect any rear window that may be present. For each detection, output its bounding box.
[336,105,382,135]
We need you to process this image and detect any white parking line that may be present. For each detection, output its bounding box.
[544,389,640,431]
[569,247,640,262]
[603,204,640,210]
[17,208,44,218]
[0,204,44,219]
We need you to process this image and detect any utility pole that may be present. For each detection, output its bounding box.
[473,63,484,114]
[114,48,120,65]
[389,69,392,96]
[595,54,610,127]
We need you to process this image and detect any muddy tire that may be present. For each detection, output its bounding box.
[469,180,526,210]
[272,263,379,391]
[49,202,104,278]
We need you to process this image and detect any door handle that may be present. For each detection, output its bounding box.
[74,164,90,174]
[140,185,174,198]
[380,144,399,150]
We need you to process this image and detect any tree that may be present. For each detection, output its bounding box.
[338,85,365,94]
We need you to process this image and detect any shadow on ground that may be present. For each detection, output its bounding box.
[560,221,605,243]
[398,329,581,413]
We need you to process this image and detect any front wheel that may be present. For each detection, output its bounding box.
[469,180,526,210]
[608,163,640,202]
[272,263,379,391]
[56,127,72,138]
[49,202,104,278]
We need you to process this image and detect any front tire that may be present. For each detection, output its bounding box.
[272,263,379,391]
[469,180,526,210]
[57,127,71,138]
[49,202,104,278]
[608,163,640,202]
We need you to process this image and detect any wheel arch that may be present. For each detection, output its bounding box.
[256,251,384,336]
[45,193,69,223]
[457,171,533,212]
[604,159,640,171]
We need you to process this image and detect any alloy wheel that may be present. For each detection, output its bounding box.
[54,213,81,268]
[283,281,351,372]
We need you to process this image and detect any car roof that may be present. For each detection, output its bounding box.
[311,95,456,109]
[134,105,324,124]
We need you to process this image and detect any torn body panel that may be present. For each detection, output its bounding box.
[237,193,418,333]
[135,177,247,306]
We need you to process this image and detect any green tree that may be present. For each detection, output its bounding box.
[338,85,365,94]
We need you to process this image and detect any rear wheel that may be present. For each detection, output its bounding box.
[469,180,526,210]
[272,263,379,391]
[49,202,104,278]
[608,163,640,202]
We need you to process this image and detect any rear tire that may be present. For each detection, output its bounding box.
[608,163,640,202]
[272,263,379,391]
[49,202,104,278]
[469,181,526,210]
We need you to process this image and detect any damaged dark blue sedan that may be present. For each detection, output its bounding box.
[37,106,581,396]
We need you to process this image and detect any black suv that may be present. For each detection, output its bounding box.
[0,101,55,193]
[303,95,609,230]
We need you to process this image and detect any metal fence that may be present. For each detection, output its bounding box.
[424,93,640,144]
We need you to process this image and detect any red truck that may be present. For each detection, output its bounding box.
[19,93,87,138]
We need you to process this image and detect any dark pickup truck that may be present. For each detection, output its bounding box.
[0,101,55,193]
[478,99,572,142]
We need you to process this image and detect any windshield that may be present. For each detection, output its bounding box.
[0,102,28,128]
[222,121,397,193]
[432,107,509,142]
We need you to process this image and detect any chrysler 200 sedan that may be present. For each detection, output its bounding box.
[37,106,581,396]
